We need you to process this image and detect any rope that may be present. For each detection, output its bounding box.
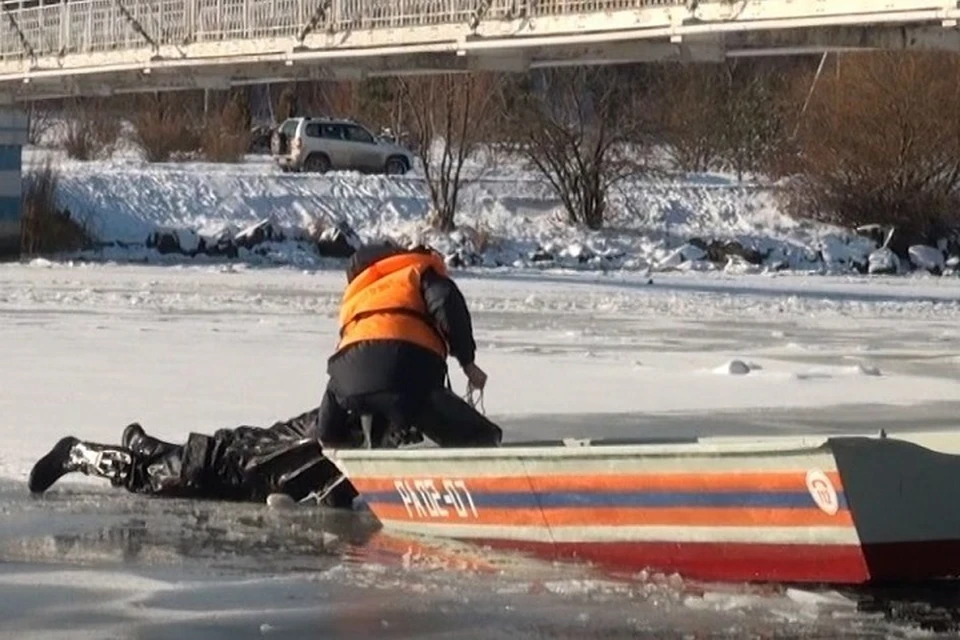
[464,384,486,415]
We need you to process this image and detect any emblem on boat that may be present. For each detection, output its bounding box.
[805,469,839,515]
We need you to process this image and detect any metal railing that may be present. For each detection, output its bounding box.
[0,0,686,62]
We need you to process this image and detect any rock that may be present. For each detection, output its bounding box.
[723,255,761,275]
[680,243,707,262]
[854,363,882,376]
[530,249,555,263]
[146,229,182,255]
[819,233,873,273]
[944,235,960,259]
[316,220,361,258]
[767,260,789,272]
[908,244,945,275]
[658,248,684,270]
[705,240,764,265]
[659,243,707,269]
[174,229,201,255]
[563,243,593,263]
[713,359,754,375]
[235,219,284,249]
[445,247,482,268]
[867,247,900,275]
[202,229,239,259]
[854,224,890,249]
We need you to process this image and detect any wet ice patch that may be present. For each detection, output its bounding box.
[794,363,882,380]
[785,588,857,609]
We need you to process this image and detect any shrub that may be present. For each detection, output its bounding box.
[61,98,121,161]
[20,160,92,255]
[201,91,253,163]
[784,51,960,249]
[131,94,201,162]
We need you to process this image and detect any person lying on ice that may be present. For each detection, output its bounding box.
[27,242,503,508]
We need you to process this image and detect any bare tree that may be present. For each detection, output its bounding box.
[398,72,500,232]
[502,66,653,230]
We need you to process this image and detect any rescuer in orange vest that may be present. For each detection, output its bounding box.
[27,242,500,507]
[316,241,503,449]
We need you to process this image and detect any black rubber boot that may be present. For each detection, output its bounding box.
[29,437,135,495]
[122,423,178,459]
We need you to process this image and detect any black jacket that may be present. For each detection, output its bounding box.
[327,243,477,399]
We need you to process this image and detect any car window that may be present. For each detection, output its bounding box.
[320,124,345,140]
[344,125,374,144]
[304,122,323,138]
[281,120,299,137]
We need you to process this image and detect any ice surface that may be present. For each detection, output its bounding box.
[3,263,960,479]
[3,261,960,637]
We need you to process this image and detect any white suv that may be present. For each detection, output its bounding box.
[271,117,414,175]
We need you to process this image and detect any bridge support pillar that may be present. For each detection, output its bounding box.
[0,108,29,261]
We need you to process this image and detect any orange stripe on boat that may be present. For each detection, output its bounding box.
[351,470,845,495]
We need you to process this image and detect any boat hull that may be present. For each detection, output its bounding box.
[331,432,960,584]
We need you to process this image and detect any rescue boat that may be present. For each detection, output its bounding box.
[329,430,960,584]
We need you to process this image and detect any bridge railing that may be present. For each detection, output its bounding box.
[0,0,687,63]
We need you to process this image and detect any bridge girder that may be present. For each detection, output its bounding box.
[3,19,960,101]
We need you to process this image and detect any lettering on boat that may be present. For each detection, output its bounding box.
[394,479,479,519]
[805,469,839,515]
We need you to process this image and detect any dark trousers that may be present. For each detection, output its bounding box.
[125,386,502,506]
[126,408,356,506]
[317,383,504,449]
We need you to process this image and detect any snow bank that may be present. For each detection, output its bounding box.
[23,149,955,276]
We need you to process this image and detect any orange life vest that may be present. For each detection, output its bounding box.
[336,251,449,358]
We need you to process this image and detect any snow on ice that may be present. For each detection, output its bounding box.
[5,148,960,639]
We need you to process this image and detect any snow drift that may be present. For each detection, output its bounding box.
[24,150,960,275]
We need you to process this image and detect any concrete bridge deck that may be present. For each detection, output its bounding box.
[0,0,959,100]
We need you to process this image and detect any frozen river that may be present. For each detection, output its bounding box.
[2,261,960,638]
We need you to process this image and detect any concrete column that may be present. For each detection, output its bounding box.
[0,108,29,261]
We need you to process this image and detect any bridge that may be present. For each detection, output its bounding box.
[1,0,960,101]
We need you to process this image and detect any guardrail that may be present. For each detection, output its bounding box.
[0,0,686,63]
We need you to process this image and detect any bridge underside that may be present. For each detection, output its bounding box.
[4,22,960,101]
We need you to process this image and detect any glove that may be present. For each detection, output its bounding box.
[463,362,488,391]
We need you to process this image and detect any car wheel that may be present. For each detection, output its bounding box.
[385,157,408,176]
[303,153,331,173]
